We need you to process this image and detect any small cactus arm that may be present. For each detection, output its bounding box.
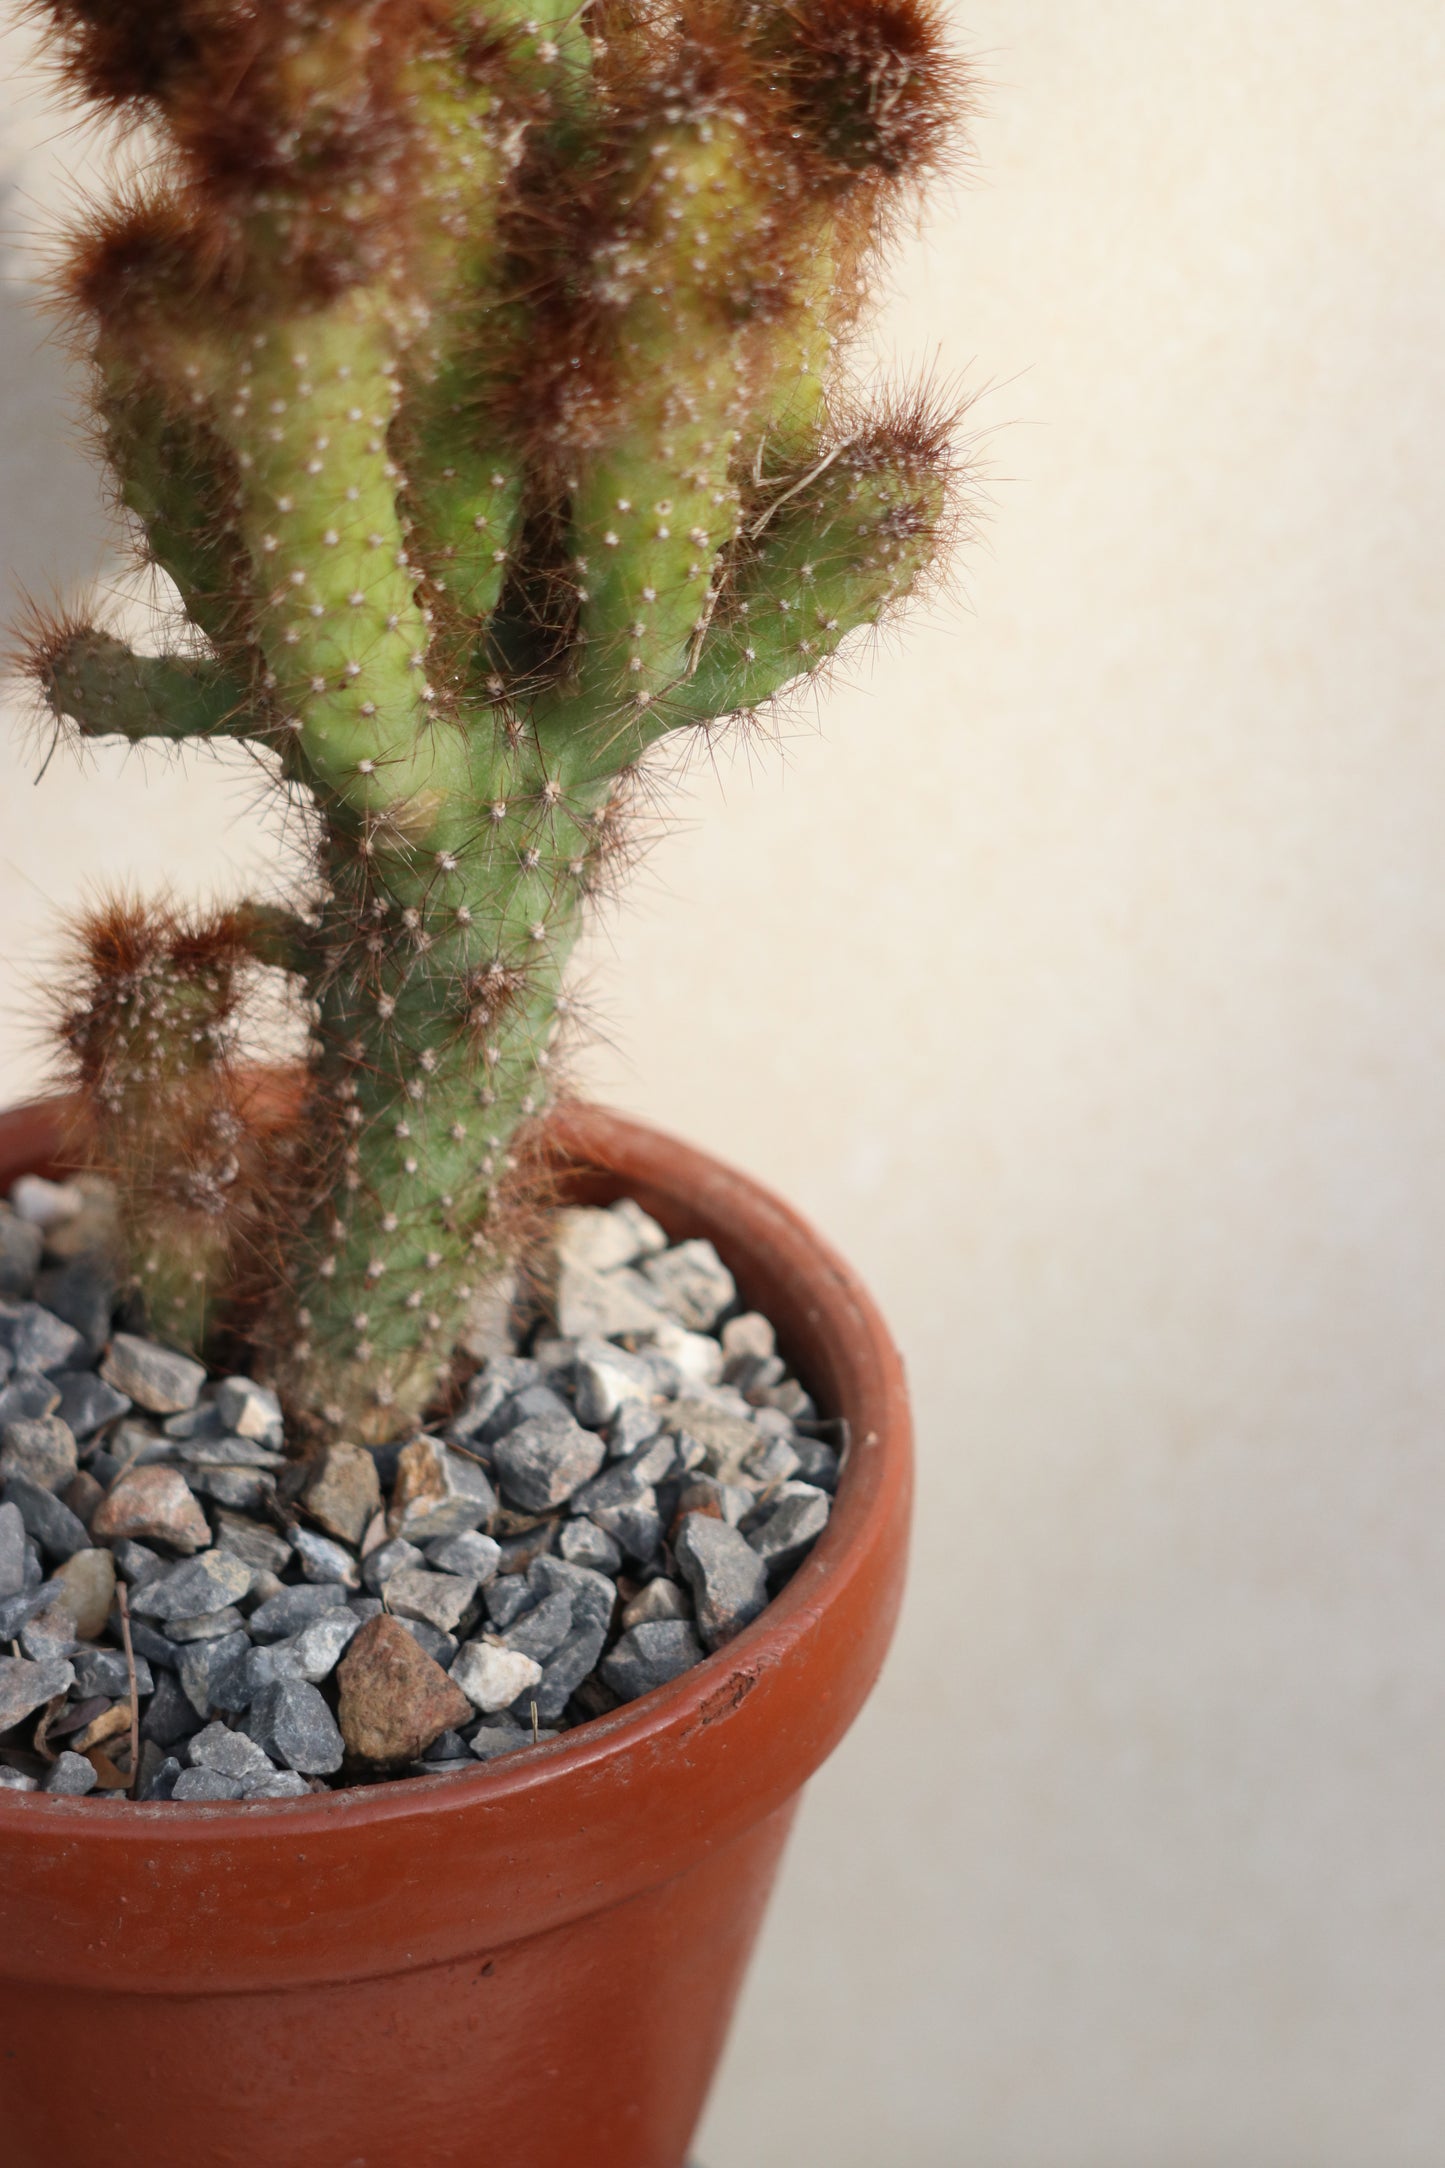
[14,0,974,1442]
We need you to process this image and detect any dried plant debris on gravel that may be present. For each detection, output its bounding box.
[0,1179,839,1801]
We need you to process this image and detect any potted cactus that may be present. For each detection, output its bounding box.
[0,2,968,2162]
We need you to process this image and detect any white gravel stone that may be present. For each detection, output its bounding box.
[8,1176,84,1229]
[553,1201,666,1275]
[450,1639,544,1715]
[552,1262,667,1342]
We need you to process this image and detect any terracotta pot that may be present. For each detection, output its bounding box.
[0,1095,912,2168]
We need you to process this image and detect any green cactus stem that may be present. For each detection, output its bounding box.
[16,0,972,1443]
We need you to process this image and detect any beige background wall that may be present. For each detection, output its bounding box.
[3,5,1444,2161]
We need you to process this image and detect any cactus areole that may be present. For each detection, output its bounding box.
[15,0,972,1444]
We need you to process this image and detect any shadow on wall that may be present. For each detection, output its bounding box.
[0,193,110,621]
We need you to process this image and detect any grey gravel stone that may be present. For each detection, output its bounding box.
[447,1356,540,1442]
[19,1595,79,1662]
[423,1529,501,1583]
[111,1538,165,1586]
[35,1259,116,1363]
[0,1370,62,1427]
[270,1609,362,1684]
[0,1764,37,1791]
[72,1645,154,1699]
[388,1435,497,1542]
[132,1552,253,1622]
[247,1769,311,1799]
[421,1727,473,1762]
[674,1514,769,1650]
[178,1629,253,1717]
[43,1749,98,1795]
[361,1535,424,1592]
[391,1617,458,1668]
[479,1379,576,1444]
[484,1575,537,1630]
[176,1435,285,1470]
[450,1639,543,1714]
[3,1471,90,1561]
[55,1370,131,1439]
[574,1429,675,1507]
[184,1465,278,1515]
[571,1338,658,1429]
[0,1301,85,1375]
[0,1654,73,1731]
[492,1412,605,1513]
[213,1511,293,1578]
[528,1556,616,1721]
[138,1753,182,1800]
[1,1414,78,1493]
[791,1436,841,1492]
[601,1619,705,1701]
[125,1619,184,1671]
[249,1582,352,1639]
[621,1577,690,1629]
[607,1399,667,1458]
[501,1589,574,1664]
[166,1604,248,1643]
[552,1261,666,1343]
[384,1567,477,1635]
[106,1422,175,1472]
[0,1585,52,1640]
[140,1669,201,1747]
[747,1488,831,1578]
[558,1519,622,1574]
[468,1719,553,1761]
[100,1334,206,1415]
[0,1205,43,1298]
[0,1499,26,1599]
[213,1376,283,1441]
[751,1378,816,1422]
[188,1721,277,1787]
[172,1766,244,1801]
[288,1524,361,1588]
[248,1677,344,1774]
[580,1488,662,1563]
[742,1434,802,1488]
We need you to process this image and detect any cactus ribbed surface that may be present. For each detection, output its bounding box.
[15,0,971,1442]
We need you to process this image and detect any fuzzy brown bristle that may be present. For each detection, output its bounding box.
[753,0,968,189]
[61,181,237,337]
[22,0,196,115]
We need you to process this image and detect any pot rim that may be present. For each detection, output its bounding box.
[0,1095,911,1846]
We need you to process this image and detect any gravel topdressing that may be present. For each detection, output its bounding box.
[0,1176,840,1801]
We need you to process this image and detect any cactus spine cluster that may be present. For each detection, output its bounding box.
[16,0,969,1442]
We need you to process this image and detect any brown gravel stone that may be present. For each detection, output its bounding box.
[90,1466,212,1555]
[302,1442,382,1548]
[336,1613,472,1766]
